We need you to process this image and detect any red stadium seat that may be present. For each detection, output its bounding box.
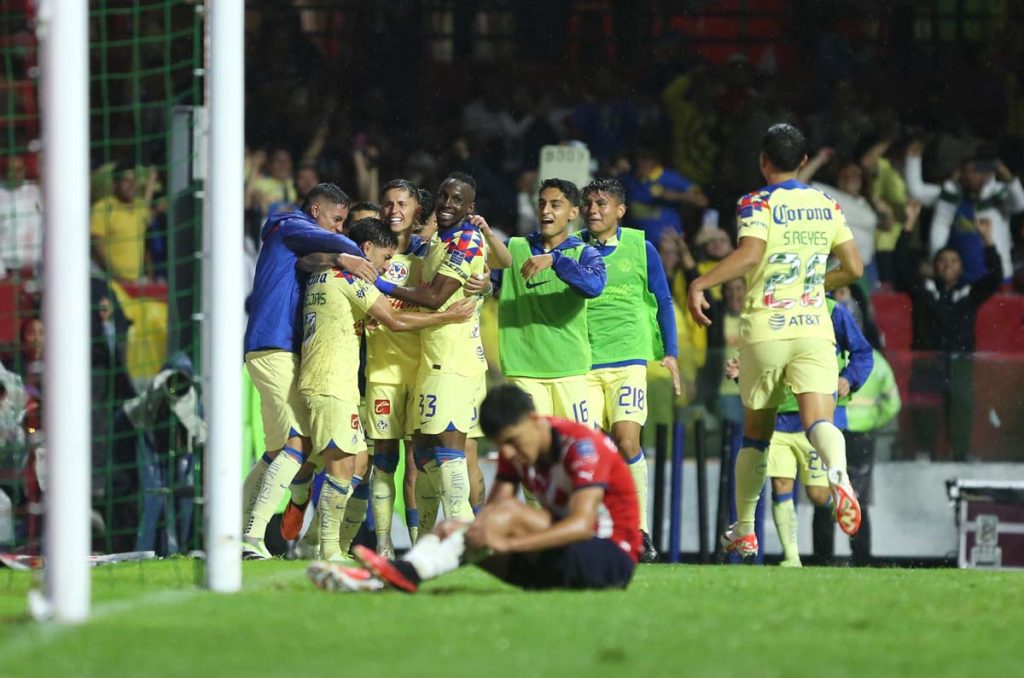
[871,291,913,352]
[976,294,1024,354]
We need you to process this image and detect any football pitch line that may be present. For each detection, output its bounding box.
[0,564,307,659]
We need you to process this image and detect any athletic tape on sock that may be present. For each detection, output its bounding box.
[413,446,434,471]
[282,445,304,463]
[772,490,795,503]
[741,437,770,452]
[373,453,400,473]
[435,447,465,464]
[627,451,645,465]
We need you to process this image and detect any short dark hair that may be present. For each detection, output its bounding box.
[582,177,626,203]
[416,188,434,225]
[347,217,398,249]
[381,179,419,201]
[480,384,536,439]
[303,182,351,211]
[760,123,807,172]
[539,177,580,207]
[443,171,477,198]
[349,201,380,216]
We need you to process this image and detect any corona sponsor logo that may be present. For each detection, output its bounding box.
[771,204,834,225]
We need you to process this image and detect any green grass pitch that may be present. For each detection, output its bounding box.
[1,560,1020,677]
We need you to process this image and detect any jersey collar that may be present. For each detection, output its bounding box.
[438,219,475,241]
[527,231,581,253]
[584,226,621,247]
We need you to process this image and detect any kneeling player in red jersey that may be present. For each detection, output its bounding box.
[308,383,641,592]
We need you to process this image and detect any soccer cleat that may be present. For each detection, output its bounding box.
[352,544,418,593]
[719,524,758,558]
[307,561,384,592]
[639,530,659,564]
[241,538,272,561]
[280,498,309,541]
[828,468,862,536]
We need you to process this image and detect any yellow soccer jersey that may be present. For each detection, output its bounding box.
[299,269,381,400]
[419,223,487,377]
[365,236,429,384]
[736,179,853,345]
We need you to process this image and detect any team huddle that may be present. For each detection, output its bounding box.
[242,121,867,593]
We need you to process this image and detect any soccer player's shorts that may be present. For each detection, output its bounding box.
[497,538,635,590]
[365,382,417,441]
[739,337,838,410]
[766,430,829,487]
[509,375,590,425]
[586,365,648,430]
[416,372,486,436]
[245,349,309,451]
[304,393,368,456]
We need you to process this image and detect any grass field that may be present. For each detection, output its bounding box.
[1,559,1021,677]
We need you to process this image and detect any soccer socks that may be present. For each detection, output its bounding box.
[627,452,650,532]
[415,472,441,537]
[436,447,474,521]
[317,474,352,561]
[244,447,302,542]
[406,508,420,544]
[289,469,313,507]
[402,529,468,582]
[338,475,369,555]
[807,420,848,481]
[771,490,800,565]
[371,453,399,548]
[242,452,273,525]
[734,437,770,535]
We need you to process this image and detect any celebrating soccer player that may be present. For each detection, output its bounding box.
[579,177,680,562]
[241,183,378,560]
[493,178,606,425]
[307,384,640,593]
[297,218,474,561]
[686,123,864,558]
[374,173,490,524]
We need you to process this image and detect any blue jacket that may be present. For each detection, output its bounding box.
[244,210,362,355]
[775,302,874,433]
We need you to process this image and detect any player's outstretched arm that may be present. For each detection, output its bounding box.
[378,273,463,311]
[491,487,604,554]
[294,251,378,282]
[367,295,475,332]
[687,236,765,326]
[824,239,864,291]
[468,214,512,269]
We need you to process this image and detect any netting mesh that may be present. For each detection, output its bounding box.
[0,0,203,559]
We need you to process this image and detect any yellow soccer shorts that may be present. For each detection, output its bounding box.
[245,349,309,451]
[365,382,418,441]
[305,393,368,456]
[739,337,838,410]
[586,365,648,430]
[416,371,486,436]
[766,430,829,487]
[510,375,590,426]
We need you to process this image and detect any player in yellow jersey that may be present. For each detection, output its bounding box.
[364,180,431,557]
[686,123,864,558]
[297,218,474,561]
[376,173,494,523]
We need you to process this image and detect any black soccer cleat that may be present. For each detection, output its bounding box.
[640,530,659,563]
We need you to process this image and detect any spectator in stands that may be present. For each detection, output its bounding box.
[89,163,158,282]
[905,142,1024,282]
[896,214,1002,461]
[661,69,718,188]
[697,277,746,427]
[799,147,879,289]
[0,155,43,276]
[861,136,911,286]
[250,147,297,215]
[622,146,708,245]
[268,164,320,215]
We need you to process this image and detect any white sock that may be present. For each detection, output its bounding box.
[402,530,467,581]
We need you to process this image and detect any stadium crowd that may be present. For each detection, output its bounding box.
[2,1,1024,564]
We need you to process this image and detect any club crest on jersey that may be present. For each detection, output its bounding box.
[386,261,409,282]
[374,399,391,415]
[574,439,596,457]
[769,313,786,331]
[376,420,389,433]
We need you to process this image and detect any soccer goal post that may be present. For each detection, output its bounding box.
[201,0,244,593]
[40,0,92,623]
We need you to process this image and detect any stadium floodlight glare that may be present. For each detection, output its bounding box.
[39,0,92,623]
[203,0,244,593]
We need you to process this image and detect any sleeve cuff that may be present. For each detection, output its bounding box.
[374,277,397,295]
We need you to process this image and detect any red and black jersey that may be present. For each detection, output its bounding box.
[496,417,641,562]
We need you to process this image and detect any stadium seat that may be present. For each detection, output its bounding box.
[976,294,1024,354]
[871,291,913,352]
